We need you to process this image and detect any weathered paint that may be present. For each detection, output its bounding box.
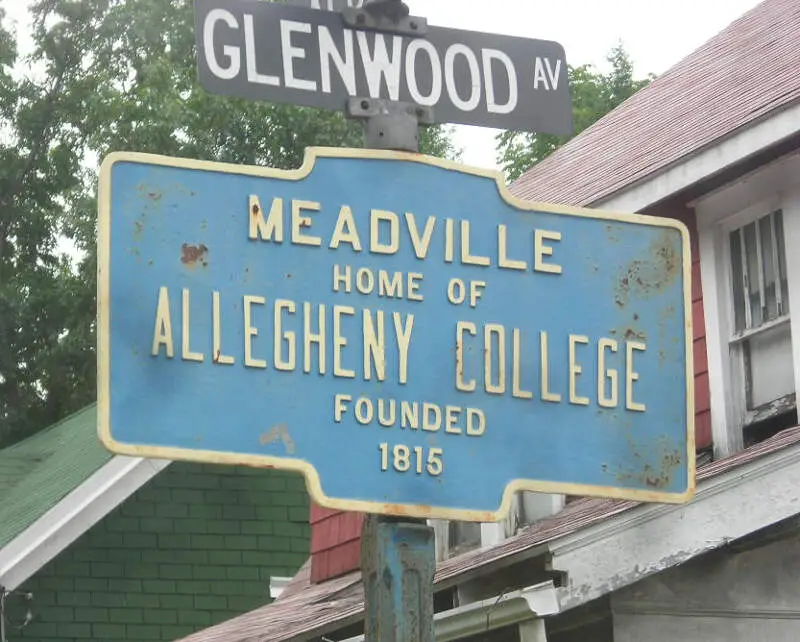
[361,516,435,642]
[551,439,800,613]
[612,525,800,642]
[97,147,695,522]
[645,203,711,450]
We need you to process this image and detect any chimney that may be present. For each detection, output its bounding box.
[309,504,364,583]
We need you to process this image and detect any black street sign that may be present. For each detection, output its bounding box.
[282,0,365,10]
[194,0,573,134]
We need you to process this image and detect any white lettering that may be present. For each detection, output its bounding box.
[319,27,355,94]
[358,32,402,100]
[533,56,562,91]
[545,57,562,90]
[405,40,442,106]
[244,15,280,85]
[280,20,317,91]
[445,44,481,112]
[482,48,517,114]
[203,9,240,80]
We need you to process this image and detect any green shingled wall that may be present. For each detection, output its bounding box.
[10,462,309,642]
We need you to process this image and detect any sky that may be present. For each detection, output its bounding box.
[2,0,763,170]
[402,0,763,169]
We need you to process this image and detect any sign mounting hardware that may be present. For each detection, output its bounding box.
[346,97,433,152]
[194,0,573,135]
[341,0,427,37]
[343,0,430,152]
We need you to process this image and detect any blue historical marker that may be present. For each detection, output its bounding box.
[97,148,695,521]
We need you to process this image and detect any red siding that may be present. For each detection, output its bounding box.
[309,202,715,584]
[647,204,712,450]
[309,504,363,583]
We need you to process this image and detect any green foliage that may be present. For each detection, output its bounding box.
[0,0,456,447]
[496,44,654,182]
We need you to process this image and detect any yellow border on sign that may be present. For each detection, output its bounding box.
[97,146,696,522]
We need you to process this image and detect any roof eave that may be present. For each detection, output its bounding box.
[547,436,800,612]
[593,100,800,213]
[0,455,169,591]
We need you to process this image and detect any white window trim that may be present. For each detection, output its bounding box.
[269,576,293,600]
[430,492,565,561]
[694,151,800,458]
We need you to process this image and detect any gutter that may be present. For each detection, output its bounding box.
[340,580,559,642]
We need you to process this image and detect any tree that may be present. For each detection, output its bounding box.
[496,44,654,182]
[0,5,95,448]
[0,0,456,447]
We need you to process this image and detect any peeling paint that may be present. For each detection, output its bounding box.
[622,327,647,341]
[260,423,296,454]
[614,229,680,308]
[137,183,163,201]
[610,315,647,343]
[181,243,209,267]
[603,436,684,490]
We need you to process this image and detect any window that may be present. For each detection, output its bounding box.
[696,154,800,457]
[431,518,483,561]
[447,521,482,556]
[727,209,796,431]
[431,493,565,561]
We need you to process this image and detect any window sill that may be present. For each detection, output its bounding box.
[730,314,791,345]
[746,392,796,427]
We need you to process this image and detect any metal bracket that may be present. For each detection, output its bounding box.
[347,97,434,152]
[342,0,428,37]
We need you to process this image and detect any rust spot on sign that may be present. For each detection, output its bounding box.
[604,437,684,490]
[623,327,647,341]
[638,448,683,489]
[614,230,680,308]
[610,315,647,343]
[181,243,208,267]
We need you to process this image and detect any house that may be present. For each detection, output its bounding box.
[166,0,800,640]
[0,404,310,641]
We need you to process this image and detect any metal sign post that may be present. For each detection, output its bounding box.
[350,4,435,641]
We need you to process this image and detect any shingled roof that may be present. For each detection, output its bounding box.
[177,427,800,642]
[510,0,800,207]
[0,405,111,549]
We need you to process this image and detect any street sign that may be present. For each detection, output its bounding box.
[97,148,695,521]
[282,0,365,10]
[193,0,573,134]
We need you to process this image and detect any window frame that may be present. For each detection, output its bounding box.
[695,152,800,457]
[430,492,565,560]
[719,206,794,421]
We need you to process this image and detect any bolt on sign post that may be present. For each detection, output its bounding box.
[97,1,694,640]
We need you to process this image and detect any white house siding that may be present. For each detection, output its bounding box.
[611,522,800,641]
